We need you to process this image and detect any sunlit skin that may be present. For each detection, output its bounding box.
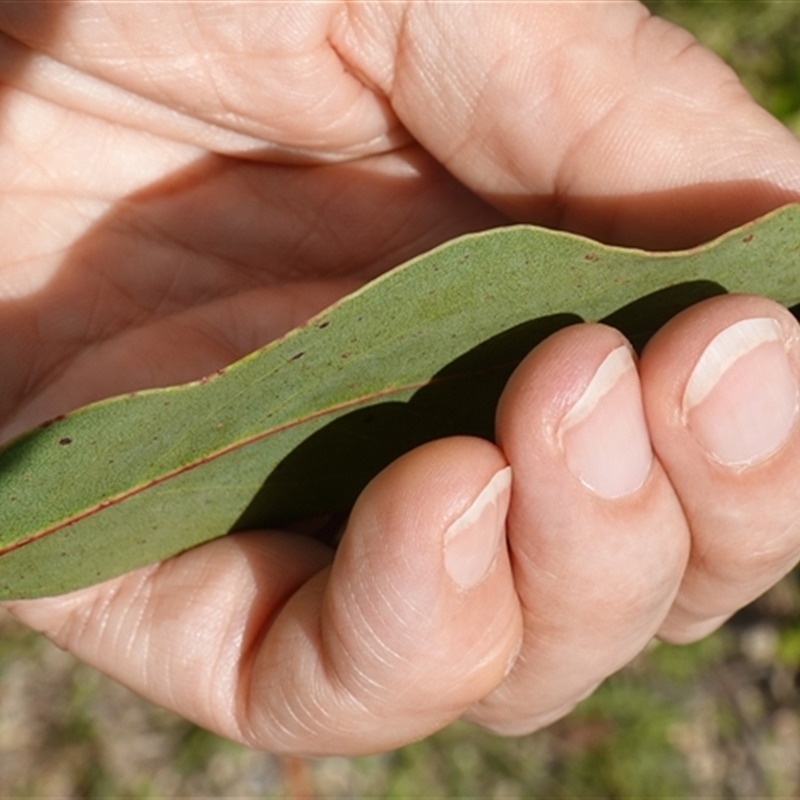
[2,2,800,755]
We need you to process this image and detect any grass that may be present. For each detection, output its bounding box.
[2,1,800,797]
[646,0,800,135]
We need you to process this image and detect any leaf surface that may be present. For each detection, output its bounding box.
[2,205,800,598]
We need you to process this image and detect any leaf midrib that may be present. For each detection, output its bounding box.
[0,358,518,555]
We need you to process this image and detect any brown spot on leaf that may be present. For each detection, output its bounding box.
[743,234,754,243]
[58,437,72,446]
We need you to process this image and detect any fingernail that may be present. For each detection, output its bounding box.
[444,466,511,590]
[683,318,799,467]
[559,346,652,499]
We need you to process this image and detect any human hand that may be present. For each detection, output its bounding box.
[2,1,800,755]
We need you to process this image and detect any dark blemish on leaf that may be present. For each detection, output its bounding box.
[58,437,72,446]
[585,253,599,261]
[318,321,330,329]
[289,351,305,361]
[743,234,754,243]
[341,352,351,359]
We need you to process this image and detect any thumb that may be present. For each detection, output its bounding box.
[245,436,522,755]
[339,1,800,248]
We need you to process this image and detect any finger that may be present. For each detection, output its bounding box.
[467,324,689,735]
[343,2,800,247]
[5,437,523,755]
[244,438,522,754]
[0,2,401,159]
[639,295,800,643]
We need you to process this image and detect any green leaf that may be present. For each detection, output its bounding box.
[2,205,800,599]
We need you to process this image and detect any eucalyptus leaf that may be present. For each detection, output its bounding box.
[2,205,800,599]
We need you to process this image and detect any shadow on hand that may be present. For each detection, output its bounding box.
[494,179,800,251]
[0,3,66,109]
[0,146,506,433]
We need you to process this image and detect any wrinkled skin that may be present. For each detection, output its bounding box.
[2,1,800,755]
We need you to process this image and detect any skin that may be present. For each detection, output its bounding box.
[1,1,800,755]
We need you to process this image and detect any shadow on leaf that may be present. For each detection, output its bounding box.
[234,279,729,532]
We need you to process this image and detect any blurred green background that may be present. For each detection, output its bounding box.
[1,1,799,797]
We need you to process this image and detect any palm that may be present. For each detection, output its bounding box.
[0,4,505,441]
